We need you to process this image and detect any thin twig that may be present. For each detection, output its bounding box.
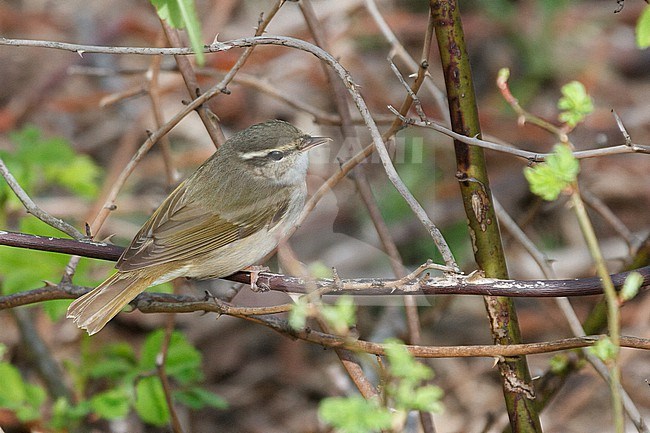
[363,0,450,126]
[0,157,85,240]
[388,109,650,161]
[146,42,180,186]
[581,188,639,251]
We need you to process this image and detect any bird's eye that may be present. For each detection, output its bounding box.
[267,150,284,161]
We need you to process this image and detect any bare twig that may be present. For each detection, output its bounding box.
[0,157,85,240]
[146,44,180,186]
[389,109,650,161]
[363,0,450,126]
[581,188,639,251]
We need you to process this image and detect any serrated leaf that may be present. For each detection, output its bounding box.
[637,6,650,48]
[557,81,593,127]
[319,396,392,433]
[135,376,169,426]
[620,271,642,302]
[524,144,579,201]
[150,0,205,65]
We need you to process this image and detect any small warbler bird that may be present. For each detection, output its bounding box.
[67,120,328,335]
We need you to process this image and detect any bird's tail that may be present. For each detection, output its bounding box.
[67,272,155,335]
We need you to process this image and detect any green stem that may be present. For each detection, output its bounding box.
[429,1,542,431]
[569,189,623,433]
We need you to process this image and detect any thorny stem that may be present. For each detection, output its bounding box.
[430,1,542,431]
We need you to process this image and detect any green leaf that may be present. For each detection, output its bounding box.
[88,343,137,379]
[524,144,579,201]
[549,354,569,374]
[408,385,444,412]
[637,5,650,48]
[50,397,92,430]
[150,0,205,65]
[620,271,642,302]
[288,298,309,330]
[0,362,27,407]
[4,126,101,202]
[318,396,392,433]
[384,339,433,382]
[320,295,357,334]
[589,336,618,361]
[135,376,170,426]
[173,387,228,410]
[90,387,131,420]
[140,330,202,384]
[557,81,593,127]
[0,362,45,422]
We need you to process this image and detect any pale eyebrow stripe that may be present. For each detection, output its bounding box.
[237,142,297,160]
[238,150,271,160]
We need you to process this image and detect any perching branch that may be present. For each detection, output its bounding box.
[1,231,649,302]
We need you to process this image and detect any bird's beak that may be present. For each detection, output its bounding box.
[299,135,331,152]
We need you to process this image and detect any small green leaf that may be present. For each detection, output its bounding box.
[524,144,579,201]
[637,5,650,48]
[0,362,46,422]
[173,387,228,410]
[140,330,202,384]
[135,376,169,427]
[90,388,131,420]
[409,385,444,412]
[384,339,433,382]
[320,295,357,334]
[88,342,137,379]
[308,262,334,279]
[50,397,92,430]
[557,81,593,127]
[620,271,642,302]
[288,298,309,330]
[318,396,392,433]
[589,336,618,361]
[0,362,27,407]
[549,354,569,374]
[150,0,205,65]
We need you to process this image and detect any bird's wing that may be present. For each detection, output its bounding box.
[116,181,291,272]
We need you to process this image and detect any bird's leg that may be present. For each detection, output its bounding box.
[245,265,271,292]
